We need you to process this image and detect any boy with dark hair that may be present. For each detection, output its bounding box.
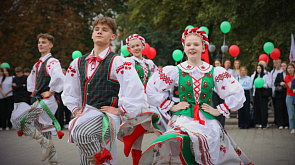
[11,33,64,164]
[62,16,144,165]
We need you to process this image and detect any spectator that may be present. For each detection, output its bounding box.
[251,64,271,129]
[285,63,295,134]
[232,60,241,79]
[237,66,252,129]
[212,59,226,127]
[224,59,233,75]
[0,68,5,131]
[270,59,283,126]
[274,61,289,129]
[0,67,13,130]
[12,67,30,104]
[23,68,31,76]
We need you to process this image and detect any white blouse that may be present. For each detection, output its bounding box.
[61,47,144,119]
[146,61,245,117]
[27,53,64,94]
[0,76,13,97]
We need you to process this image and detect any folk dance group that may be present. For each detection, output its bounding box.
[10,16,253,165]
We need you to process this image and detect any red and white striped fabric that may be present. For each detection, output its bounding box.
[181,27,209,47]
[126,34,146,53]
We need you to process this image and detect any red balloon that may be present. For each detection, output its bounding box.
[259,54,269,64]
[270,48,281,60]
[229,45,240,57]
[147,47,156,59]
[142,43,150,56]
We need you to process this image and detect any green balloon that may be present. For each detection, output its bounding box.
[200,26,209,35]
[172,49,183,62]
[220,21,231,34]
[254,77,264,88]
[1,62,10,69]
[121,45,130,57]
[72,50,82,60]
[185,25,194,30]
[263,42,274,54]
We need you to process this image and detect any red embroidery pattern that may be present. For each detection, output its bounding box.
[158,69,173,85]
[116,62,132,74]
[220,145,226,156]
[215,72,231,82]
[231,80,235,84]
[47,60,59,70]
[235,148,242,156]
[67,65,77,77]
[221,85,226,90]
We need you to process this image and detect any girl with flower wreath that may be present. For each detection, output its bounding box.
[118,34,171,165]
[139,27,253,165]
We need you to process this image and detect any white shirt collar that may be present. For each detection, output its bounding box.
[177,61,212,73]
[130,56,148,64]
[39,53,52,62]
[87,47,110,60]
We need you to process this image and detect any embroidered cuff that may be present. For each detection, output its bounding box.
[160,99,174,113]
[217,103,230,117]
[118,105,127,116]
[72,107,80,115]
[49,89,55,95]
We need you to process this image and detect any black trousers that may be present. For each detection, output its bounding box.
[254,89,268,127]
[273,94,289,127]
[212,91,225,128]
[0,96,13,129]
[238,90,251,128]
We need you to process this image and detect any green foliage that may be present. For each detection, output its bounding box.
[0,0,127,70]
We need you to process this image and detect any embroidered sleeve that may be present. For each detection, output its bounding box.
[214,67,245,115]
[46,58,64,93]
[148,60,158,76]
[27,66,36,92]
[146,66,178,112]
[110,56,144,119]
[61,58,82,113]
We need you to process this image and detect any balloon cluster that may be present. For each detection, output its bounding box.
[259,42,280,64]
[121,43,157,60]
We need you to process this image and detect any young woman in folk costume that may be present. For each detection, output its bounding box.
[139,27,253,165]
[117,34,170,165]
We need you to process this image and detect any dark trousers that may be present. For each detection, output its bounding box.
[254,89,269,127]
[238,90,251,128]
[0,96,14,129]
[212,91,225,128]
[55,93,72,129]
[273,95,289,127]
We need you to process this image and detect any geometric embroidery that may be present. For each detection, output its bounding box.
[215,72,231,82]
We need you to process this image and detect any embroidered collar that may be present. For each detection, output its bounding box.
[178,61,212,73]
[86,46,111,60]
[39,53,52,62]
[131,56,148,65]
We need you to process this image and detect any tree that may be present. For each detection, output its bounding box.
[0,0,127,70]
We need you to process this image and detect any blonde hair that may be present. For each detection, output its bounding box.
[258,60,267,68]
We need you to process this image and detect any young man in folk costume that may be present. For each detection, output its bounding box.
[117,34,170,165]
[140,27,253,165]
[61,17,144,165]
[11,33,65,164]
